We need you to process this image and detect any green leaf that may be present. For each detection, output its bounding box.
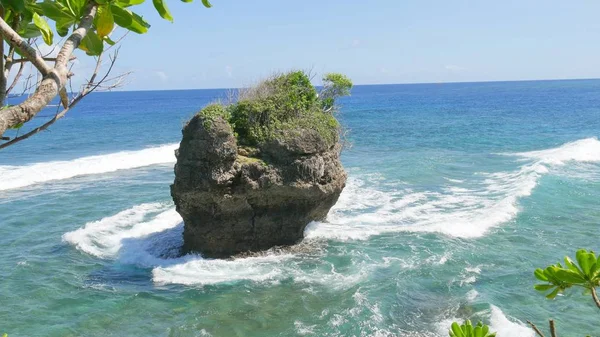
[534,284,554,292]
[111,5,150,34]
[201,0,211,8]
[79,30,103,56]
[56,18,72,37]
[451,322,464,337]
[546,287,560,299]
[576,250,595,276]
[19,23,43,38]
[564,256,583,275]
[180,0,193,2]
[40,1,75,22]
[95,5,114,38]
[152,0,173,22]
[65,0,86,17]
[115,0,146,7]
[32,12,53,45]
[534,268,548,282]
[104,35,116,46]
[554,269,586,284]
[3,0,25,12]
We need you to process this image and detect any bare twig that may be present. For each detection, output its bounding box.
[6,61,25,95]
[549,320,557,337]
[527,320,546,337]
[9,56,76,63]
[591,287,600,310]
[0,7,6,106]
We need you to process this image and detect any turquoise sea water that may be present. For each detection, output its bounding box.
[1,80,600,336]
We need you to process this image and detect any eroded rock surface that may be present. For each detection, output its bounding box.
[171,114,346,258]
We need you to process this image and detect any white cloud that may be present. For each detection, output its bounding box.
[351,39,361,47]
[225,65,233,78]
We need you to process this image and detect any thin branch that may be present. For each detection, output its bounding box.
[591,287,600,310]
[527,320,546,337]
[9,56,76,63]
[6,61,24,95]
[549,320,557,337]
[0,7,6,106]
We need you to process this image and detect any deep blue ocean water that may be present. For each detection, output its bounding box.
[1,80,600,336]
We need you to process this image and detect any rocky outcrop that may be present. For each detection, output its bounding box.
[171,114,347,258]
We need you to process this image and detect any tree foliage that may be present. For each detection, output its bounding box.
[1,0,212,56]
[320,72,352,112]
[534,249,600,304]
[0,0,213,148]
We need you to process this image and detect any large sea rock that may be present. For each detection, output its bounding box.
[171,114,347,258]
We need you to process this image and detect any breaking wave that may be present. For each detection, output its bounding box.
[0,143,178,191]
[62,138,600,288]
[306,137,600,240]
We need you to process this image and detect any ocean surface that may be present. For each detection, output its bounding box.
[1,80,600,336]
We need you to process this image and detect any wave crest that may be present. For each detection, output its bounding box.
[0,143,178,191]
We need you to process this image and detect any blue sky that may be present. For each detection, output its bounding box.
[82,0,600,90]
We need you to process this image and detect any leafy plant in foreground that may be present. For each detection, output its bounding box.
[448,249,599,337]
[449,320,496,337]
[534,249,600,308]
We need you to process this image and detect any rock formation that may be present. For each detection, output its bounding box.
[171,71,351,258]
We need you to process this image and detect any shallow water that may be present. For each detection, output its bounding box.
[1,81,600,336]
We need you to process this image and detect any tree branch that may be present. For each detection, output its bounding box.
[9,56,77,63]
[0,1,97,139]
[6,61,25,95]
[0,49,125,149]
[0,18,51,76]
[549,320,557,337]
[527,320,546,337]
[0,8,6,107]
[591,287,600,310]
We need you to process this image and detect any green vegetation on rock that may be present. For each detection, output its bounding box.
[195,71,352,149]
[196,104,230,128]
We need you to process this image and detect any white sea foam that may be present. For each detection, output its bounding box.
[63,138,600,287]
[307,138,600,240]
[0,143,178,191]
[63,203,182,260]
[64,203,384,286]
[436,305,533,337]
[488,305,534,337]
[512,137,600,165]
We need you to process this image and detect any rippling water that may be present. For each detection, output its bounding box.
[1,81,600,336]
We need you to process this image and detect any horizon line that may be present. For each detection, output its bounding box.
[96,77,600,93]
